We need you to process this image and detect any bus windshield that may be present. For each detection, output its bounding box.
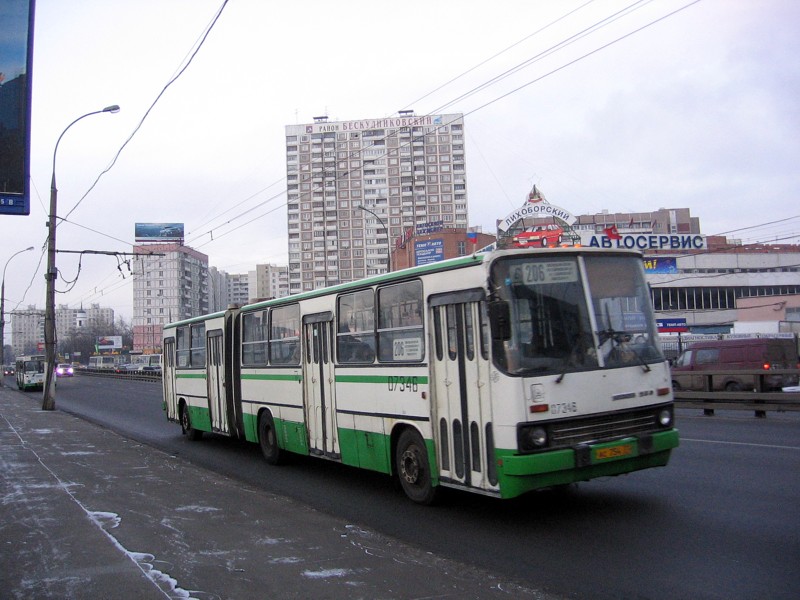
[23,360,44,373]
[490,254,663,376]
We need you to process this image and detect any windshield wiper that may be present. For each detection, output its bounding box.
[596,329,652,373]
[556,332,594,383]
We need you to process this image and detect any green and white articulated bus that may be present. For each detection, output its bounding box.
[162,248,678,503]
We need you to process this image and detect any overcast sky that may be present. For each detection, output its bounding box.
[1,0,798,332]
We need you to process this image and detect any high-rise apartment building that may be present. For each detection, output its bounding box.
[209,265,289,312]
[55,303,114,340]
[227,273,250,307]
[248,264,289,302]
[285,113,468,293]
[10,305,44,356]
[208,266,229,313]
[9,303,115,357]
[132,243,209,353]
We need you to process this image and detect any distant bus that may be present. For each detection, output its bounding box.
[130,354,162,368]
[89,355,122,370]
[15,354,45,391]
[163,247,678,503]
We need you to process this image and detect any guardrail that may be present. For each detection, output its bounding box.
[672,368,800,417]
[76,369,162,383]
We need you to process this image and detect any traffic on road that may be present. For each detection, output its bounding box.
[14,373,800,600]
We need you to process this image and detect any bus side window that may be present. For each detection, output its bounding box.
[433,306,444,361]
[176,326,191,368]
[242,310,268,366]
[377,280,424,363]
[337,290,376,364]
[270,304,301,366]
[190,323,206,367]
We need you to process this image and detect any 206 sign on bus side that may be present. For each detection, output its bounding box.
[162,247,678,504]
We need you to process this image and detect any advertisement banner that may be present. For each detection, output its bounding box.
[657,318,689,333]
[415,239,444,266]
[135,223,184,242]
[643,257,678,273]
[0,0,35,215]
[96,336,122,351]
[416,220,444,235]
[582,233,706,251]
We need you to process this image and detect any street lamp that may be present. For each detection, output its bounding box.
[357,205,392,273]
[0,246,35,387]
[42,105,120,411]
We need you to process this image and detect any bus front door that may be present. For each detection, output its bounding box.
[206,330,229,434]
[302,314,339,459]
[431,295,496,492]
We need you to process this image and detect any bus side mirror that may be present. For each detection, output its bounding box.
[488,300,511,341]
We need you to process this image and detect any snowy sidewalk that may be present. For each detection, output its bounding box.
[0,384,551,599]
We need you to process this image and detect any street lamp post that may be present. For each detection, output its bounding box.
[357,205,392,273]
[0,246,35,387]
[42,105,120,411]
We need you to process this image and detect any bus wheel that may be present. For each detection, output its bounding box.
[725,381,743,392]
[180,403,202,441]
[259,412,284,466]
[396,429,438,505]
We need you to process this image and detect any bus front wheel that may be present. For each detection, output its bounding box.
[259,411,284,465]
[180,403,202,441]
[396,429,438,505]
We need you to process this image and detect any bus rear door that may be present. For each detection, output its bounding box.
[206,329,229,434]
[302,312,339,459]
[163,338,177,420]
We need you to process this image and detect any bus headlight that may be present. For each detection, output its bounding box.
[519,425,548,452]
[658,408,673,427]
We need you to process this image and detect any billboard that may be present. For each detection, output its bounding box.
[0,0,35,216]
[96,336,122,351]
[416,220,444,235]
[644,257,678,274]
[657,318,688,333]
[135,222,184,242]
[581,230,707,251]
[415,239,444,266]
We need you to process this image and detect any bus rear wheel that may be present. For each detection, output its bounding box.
[259,411,284,465]
[180,403,202,441]
[396,429,438,505]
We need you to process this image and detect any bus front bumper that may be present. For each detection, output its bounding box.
[495,428,679,499]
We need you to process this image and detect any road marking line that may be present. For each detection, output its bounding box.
[680,437,800,451]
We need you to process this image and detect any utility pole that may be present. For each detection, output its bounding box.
[43,105,120,411]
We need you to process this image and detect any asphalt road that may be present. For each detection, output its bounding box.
[28,373,800,600]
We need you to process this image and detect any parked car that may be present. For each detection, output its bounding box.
[513,224,564,248]
[671,338,799,391]
[56,363,74,377]
[3,365,15,376]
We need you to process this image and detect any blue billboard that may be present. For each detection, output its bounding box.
[415,239,444,266]
[643,257,678,274]
[135,222,185,243]
[657,318,688,333]
[0,0,35,216]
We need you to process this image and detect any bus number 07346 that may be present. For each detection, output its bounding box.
[387,376,418,392]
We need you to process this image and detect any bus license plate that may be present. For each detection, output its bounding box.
[594,443,633,461]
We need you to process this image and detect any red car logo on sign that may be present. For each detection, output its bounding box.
[513,224,564,248]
